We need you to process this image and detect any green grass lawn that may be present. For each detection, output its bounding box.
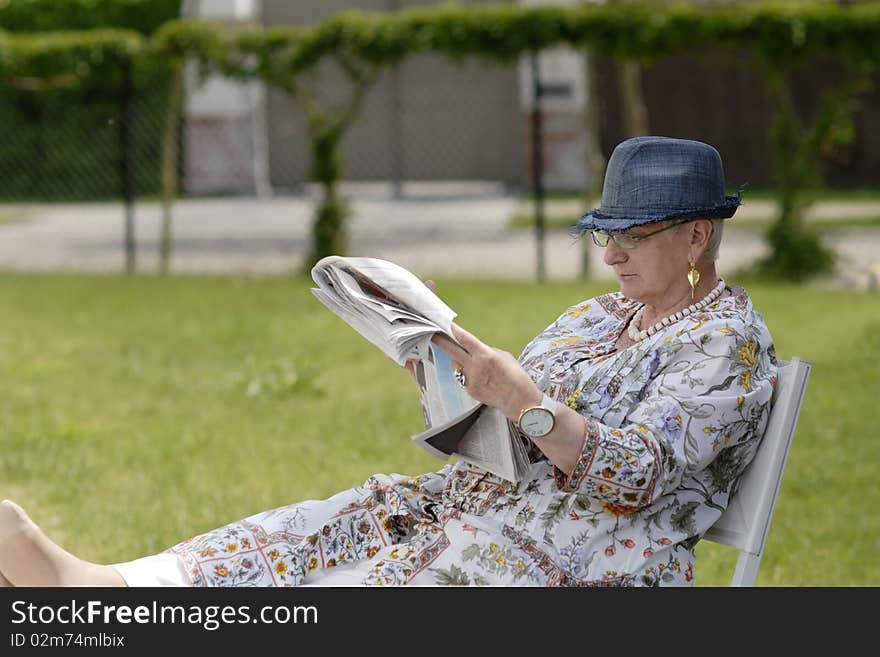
[1,273,877,586]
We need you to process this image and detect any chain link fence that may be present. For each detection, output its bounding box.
[260,54,530,197]
[0,60,176,202]
[4,51,880,204]
[0,62,536,204]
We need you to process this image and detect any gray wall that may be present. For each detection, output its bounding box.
[263,0,525,191]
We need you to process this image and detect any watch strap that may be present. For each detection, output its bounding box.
[539,393,557,415]
[517,393,558,438]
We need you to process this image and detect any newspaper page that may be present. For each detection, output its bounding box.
[409,341,531,482]
[409,340,476,429]
[310,255,531,483]
[310,255,456,364]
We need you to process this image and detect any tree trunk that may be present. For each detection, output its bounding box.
[758,69,857,281]
[306,118,349,270]
[618,59,649,137]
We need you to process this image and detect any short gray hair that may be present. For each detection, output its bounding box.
[704,218,724,262]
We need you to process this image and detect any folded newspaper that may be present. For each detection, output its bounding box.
[310,255,532,483]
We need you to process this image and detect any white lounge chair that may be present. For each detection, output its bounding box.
[702,357,813,586]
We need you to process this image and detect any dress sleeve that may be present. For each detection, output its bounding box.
[553,316,777,509]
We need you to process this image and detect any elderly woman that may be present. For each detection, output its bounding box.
[0,136,776,587]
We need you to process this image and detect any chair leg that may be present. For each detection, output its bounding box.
[731,552,762,587]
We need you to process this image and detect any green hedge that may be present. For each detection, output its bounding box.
[0,29,170,200]
[0,0,180,200]
[0,0,181,34]
[152,2,880,75]
[3,2,879,128]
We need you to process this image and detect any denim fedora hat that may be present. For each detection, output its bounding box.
[575,136,742,234]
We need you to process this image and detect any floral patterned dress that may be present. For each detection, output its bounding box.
[119,283,776,587]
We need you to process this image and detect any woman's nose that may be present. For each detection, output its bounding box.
[603,241,627,266]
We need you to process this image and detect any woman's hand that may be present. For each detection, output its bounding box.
[431,320,587,477]
[431,323,541,422]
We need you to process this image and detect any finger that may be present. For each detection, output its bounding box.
[431,332,470,362]
[424,279,436,293]
[449,323,485,352]
[404,360,419,379]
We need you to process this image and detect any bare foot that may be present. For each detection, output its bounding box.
[0,500,125,587]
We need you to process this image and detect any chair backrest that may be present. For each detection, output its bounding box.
[702,357,812,586]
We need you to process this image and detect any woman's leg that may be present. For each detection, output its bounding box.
[0,500,125,587]
[0,569,12,587]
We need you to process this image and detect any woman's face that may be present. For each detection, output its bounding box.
[602,220,692,306]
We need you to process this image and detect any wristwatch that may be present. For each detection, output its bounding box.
[517,394,557,439]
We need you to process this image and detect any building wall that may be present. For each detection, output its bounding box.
[263,0,528,192]
[182,0,266,195]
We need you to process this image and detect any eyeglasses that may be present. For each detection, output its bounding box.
[590,220,687,250]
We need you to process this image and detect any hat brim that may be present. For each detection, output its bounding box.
[572,196,742,235]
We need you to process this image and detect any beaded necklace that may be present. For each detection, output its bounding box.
[627,279,726,342]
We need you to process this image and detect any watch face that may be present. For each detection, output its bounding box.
[520,407,554,438]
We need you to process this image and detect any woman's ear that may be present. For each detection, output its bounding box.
[689,219,713,258]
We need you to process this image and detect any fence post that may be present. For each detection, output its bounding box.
[119,59,136,273]
[530,51,546,284]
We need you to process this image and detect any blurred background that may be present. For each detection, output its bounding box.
[1,0,879,285]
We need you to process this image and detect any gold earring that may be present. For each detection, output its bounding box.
[687,261,700,300]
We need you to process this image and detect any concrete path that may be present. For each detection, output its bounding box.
[1,189,879,288]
